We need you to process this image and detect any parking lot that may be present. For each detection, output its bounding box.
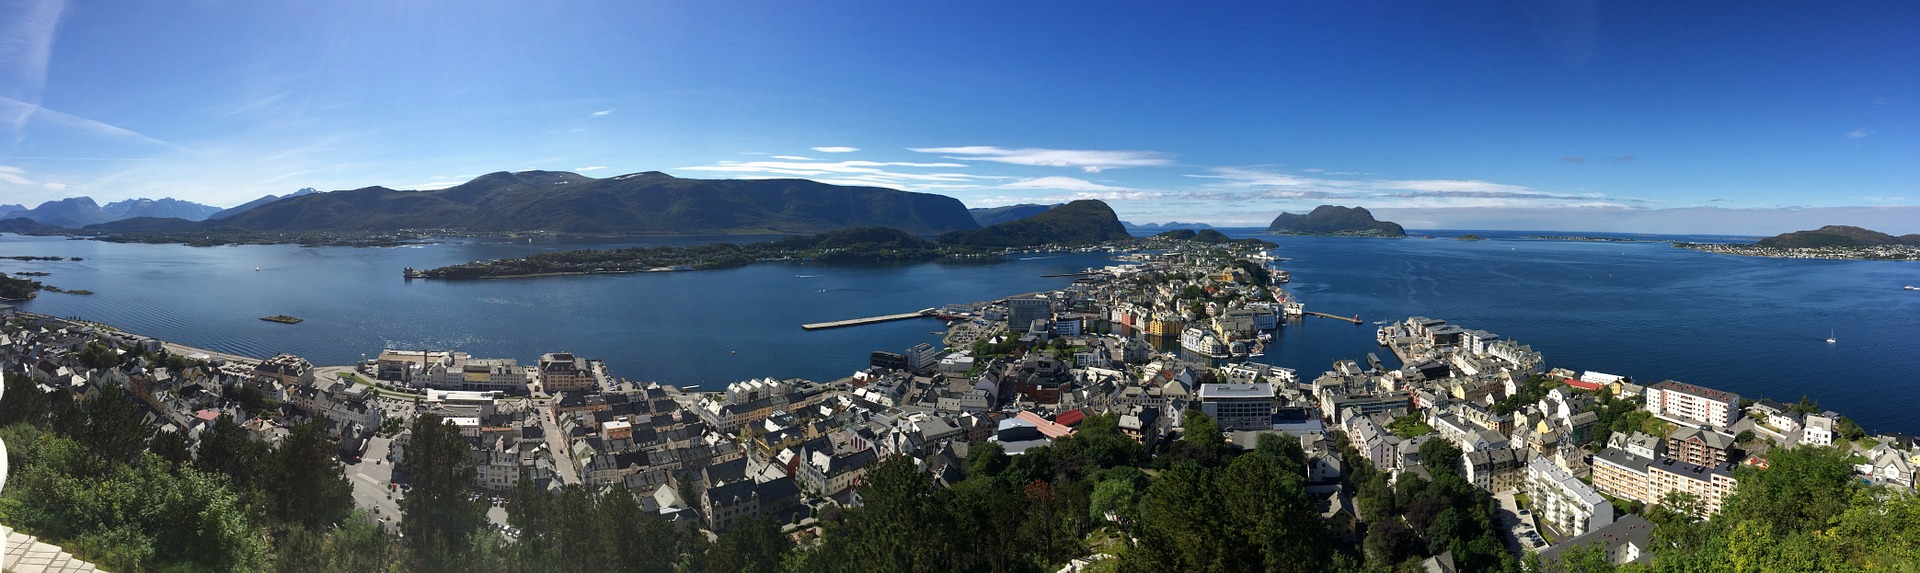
[1493,489,1548,552]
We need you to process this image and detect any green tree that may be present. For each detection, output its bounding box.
[0,371,50,427]
[399,413,488,572]
[76,383,153,465]
[1548,539,1617,573]
[598,487,678,573]
[265,419,355,530]
[807,455,951,573]
[694,514,788,573]
[147,429,192,468]
[966,440,1010,479]
[195,412,269,489]
[1124,463,1231,573]
[1219,449,1330,572]
[1417,437,1463,478]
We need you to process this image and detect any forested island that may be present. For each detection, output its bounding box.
[1266,206,1407,237]
[417,200,1137,279]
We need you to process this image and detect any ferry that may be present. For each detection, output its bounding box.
[1907,285,1919,291]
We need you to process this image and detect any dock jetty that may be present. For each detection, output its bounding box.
[802,308,937,331]
[1304,311,1364,324]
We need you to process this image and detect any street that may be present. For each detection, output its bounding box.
[345,435,401,531]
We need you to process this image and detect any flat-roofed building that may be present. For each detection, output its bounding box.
[1591,447,1653,503]
[1647,458,1736,517]
[1526,457,1615,536]
[1644,380,1740,428]
[1007,297,1053,333]
[1198,383,1274,431]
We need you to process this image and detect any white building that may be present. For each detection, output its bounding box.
[1525,457,1615,536]
[1802,411,1838,447]
[1197,383,1273,431]
[1644,380,1741,428]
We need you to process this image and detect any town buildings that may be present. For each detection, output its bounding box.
[1644,380,1741,429]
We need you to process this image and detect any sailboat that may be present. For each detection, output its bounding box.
[1826,330,1836,345]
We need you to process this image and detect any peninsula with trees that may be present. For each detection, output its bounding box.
[1265,205,1407,237]
[1679,225,1920,260]
[414,199,1135,279]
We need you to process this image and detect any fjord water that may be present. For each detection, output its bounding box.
[3,230,1916,433]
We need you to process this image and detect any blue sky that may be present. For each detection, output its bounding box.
[2,1,1915,233]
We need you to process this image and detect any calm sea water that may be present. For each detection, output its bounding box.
[3,229,1916,433]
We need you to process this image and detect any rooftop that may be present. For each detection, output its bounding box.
[1198,383,1274,400]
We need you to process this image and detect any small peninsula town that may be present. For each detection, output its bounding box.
[0,196,1915,573]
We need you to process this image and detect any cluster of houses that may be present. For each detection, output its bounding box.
[0,312,386,460]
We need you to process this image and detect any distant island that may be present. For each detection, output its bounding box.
[1151,228,1278,248]
[0,273,40,300]
[1521,235,1665,243]
[1265,205,1406,237]
[1678,225,1920,260]
[3,171,983,247]
[417,200,1138,279]
[260,315,304,324]
[1456,234,1483,241]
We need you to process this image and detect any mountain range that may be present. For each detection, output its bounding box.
[35,171,978,240]
[0,197,224,228]
[1125,221,1217,231]
[1755,225,1920,248]
[936,200,1130,248]
[1266,205,1406,237]
[209,187,320,220]
[968,203,1060,226]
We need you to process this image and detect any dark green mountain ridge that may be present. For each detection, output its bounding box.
[1755,225,1920,248]
[1266,205,1406,237]
[206,171,980,236]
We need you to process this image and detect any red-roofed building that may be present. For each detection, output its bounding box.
[1015,411,1075,440]
[1054,409,1088,427]
[194,409,220,423]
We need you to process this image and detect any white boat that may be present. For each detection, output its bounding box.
[1827,329,1836,344]
[1906,285,1919,291]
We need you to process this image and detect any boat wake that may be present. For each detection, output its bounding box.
[794,275,822,278]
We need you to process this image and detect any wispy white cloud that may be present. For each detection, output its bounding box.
[771,155,813,161]
[0,0,65,132]
[677,159,994,190]
[810,146,859,153]
[41,181,64,191]
[0,96,184,150]
[909,145,1172,172]
[590,109,614,117]
[1000,176,1130,192]
[1845,128,1874,139]
[0,165,34,186]
[1180,166,1637,209]
[576,165,607,171]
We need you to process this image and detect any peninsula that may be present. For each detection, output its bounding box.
[1265,205,1407,237]
[415,200,1133,279]
[1678,225,1920,260]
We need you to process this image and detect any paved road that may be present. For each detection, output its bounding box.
[533,398,581,486]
